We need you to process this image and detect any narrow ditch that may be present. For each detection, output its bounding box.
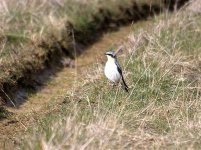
[0,1,190,148]
[0,24,134,149]
[0,0,189,109]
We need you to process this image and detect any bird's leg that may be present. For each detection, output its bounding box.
[107,81,115,90]
[112,82,117,90]
[113,81,122,91]
[117,81,122,90]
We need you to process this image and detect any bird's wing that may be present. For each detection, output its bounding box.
[115,60,129,92]
[115,60,122,75]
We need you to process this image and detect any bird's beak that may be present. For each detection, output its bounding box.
[104,53,107,55]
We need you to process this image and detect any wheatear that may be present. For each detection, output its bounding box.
[104,51,129,92]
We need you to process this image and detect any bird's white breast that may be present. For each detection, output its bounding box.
[104,61,121,83]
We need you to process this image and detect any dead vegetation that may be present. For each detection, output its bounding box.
[0,0,179,106]
[20,0,201,149]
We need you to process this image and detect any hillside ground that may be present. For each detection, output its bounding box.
[19,0,201,149]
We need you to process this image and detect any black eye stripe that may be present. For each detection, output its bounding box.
[107,54,115,57]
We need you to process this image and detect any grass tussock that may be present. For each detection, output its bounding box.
[21,1,201,149]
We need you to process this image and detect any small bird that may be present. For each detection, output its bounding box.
[104,51,129,92]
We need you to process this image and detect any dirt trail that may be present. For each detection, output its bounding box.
[9,25,131,114]
[0,24,134,149]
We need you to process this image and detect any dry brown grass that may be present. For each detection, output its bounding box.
[0,0,130,106]
[1,0,165,106]
[20,1,201,149]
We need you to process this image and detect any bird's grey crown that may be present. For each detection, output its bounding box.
[105,51,116,57]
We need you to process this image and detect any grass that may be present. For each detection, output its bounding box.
[19,1,201,149]
[0,0,167,105]
[0,106,11,120]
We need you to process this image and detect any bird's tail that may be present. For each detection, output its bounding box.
[121,76,129,92]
